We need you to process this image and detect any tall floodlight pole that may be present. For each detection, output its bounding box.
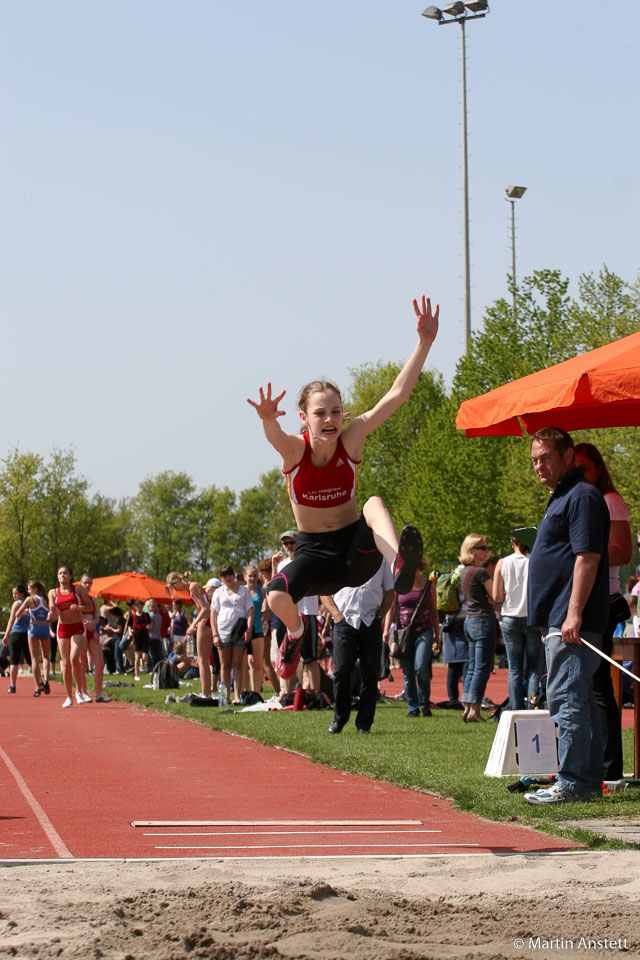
[460,17,470,353]
[505,185,527,321]
[422,2,490,354]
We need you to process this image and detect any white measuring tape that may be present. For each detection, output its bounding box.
[545,631,640,685]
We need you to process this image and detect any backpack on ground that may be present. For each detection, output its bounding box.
[153,660,180,689]
[436,567,462,613]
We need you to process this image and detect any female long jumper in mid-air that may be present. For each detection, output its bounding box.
[247,294,439,656]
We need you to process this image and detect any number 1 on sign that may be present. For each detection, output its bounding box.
[532,733,540,753]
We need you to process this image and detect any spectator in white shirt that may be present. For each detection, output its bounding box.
[321,560,394,734]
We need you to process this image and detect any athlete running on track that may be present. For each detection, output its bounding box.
[48,565,94,708]
[165,573,214,698]
[247,294,439,656]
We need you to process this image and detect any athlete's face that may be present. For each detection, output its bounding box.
[301,389,343,441]
[81,576,92,591]
[57,567,71,586]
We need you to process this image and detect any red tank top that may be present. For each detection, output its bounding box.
[56,586,80,612]
[284,432,359,508]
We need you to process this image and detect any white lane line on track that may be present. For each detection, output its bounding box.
[132,819,423,827]
[0,744,72,859]
[155,843,481,850]
[144,829,442,836]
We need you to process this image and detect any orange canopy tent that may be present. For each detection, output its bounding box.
[87,572,191,606]
[456,330,640,437]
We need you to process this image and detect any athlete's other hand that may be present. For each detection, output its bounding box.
[413,295,439,345]
[247,383,286,421]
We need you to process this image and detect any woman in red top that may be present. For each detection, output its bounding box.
[165,573,213,698]
[48,565,94,708]
[247,295,439,658]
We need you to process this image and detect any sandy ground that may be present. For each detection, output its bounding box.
[1,851,639,959]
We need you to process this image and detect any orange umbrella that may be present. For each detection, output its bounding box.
[456,330,640,437]
[87,572,192,606]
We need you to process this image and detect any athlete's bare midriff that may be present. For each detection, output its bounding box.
[291,498,360,534]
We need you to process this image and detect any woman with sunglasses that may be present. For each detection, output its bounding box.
[459,535,498,723]
[247,295,439,661]
[574,442,633,780]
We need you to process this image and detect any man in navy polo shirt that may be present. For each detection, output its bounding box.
[524,427,609,804]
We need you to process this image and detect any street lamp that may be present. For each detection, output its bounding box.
[422,1,490,354]
[505,185,527,321]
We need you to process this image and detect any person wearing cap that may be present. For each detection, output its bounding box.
[205,577,222,596]
[247,295,438,668]
[492,530,543,711]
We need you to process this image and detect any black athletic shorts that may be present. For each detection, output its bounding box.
[266,515,381,604]
[9,632,31,667]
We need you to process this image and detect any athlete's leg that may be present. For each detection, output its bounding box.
[267,591,303,636]
[196,622,213,698]
[220,645,233,696]
[231,645,245,703]
[27,637,42,691]
[361,496,399,565]
[361,497,423,593]
[71,634,88,698]
[248,635,264,692]
[88,633,105,697]
[58,634,73,700]
[40,637,51,684]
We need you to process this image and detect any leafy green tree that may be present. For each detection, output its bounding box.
[37,449,93,583]
[191,484,237,576]
[346,364,447,513]
[130,471,196,578]
[0,450,45,597]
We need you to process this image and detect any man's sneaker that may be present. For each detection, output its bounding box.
[75,692,85,705]
[7,684,16,694]
[94,694,112,703]
[327,721,343,734]
[62,697,73,709]
[523,782,590,805]
[393,525,423,594]
[82,692,92,703]
[33,687,41,697]
[43,681,51,695]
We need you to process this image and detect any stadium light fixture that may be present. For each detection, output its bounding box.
[421,2,491,353]
[505,186,528,320]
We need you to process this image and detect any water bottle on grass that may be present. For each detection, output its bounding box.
[217,680,227,707]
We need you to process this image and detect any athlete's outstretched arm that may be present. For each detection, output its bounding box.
[247,382,304,466]
[348,296,439,445]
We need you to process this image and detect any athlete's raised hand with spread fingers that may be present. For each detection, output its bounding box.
[413,294,439,346]
[247,382,287,422]
[247,382,303,467]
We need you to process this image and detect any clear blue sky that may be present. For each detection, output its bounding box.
[3,1,638,501]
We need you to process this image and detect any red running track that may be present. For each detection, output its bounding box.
[0,673,579,862]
